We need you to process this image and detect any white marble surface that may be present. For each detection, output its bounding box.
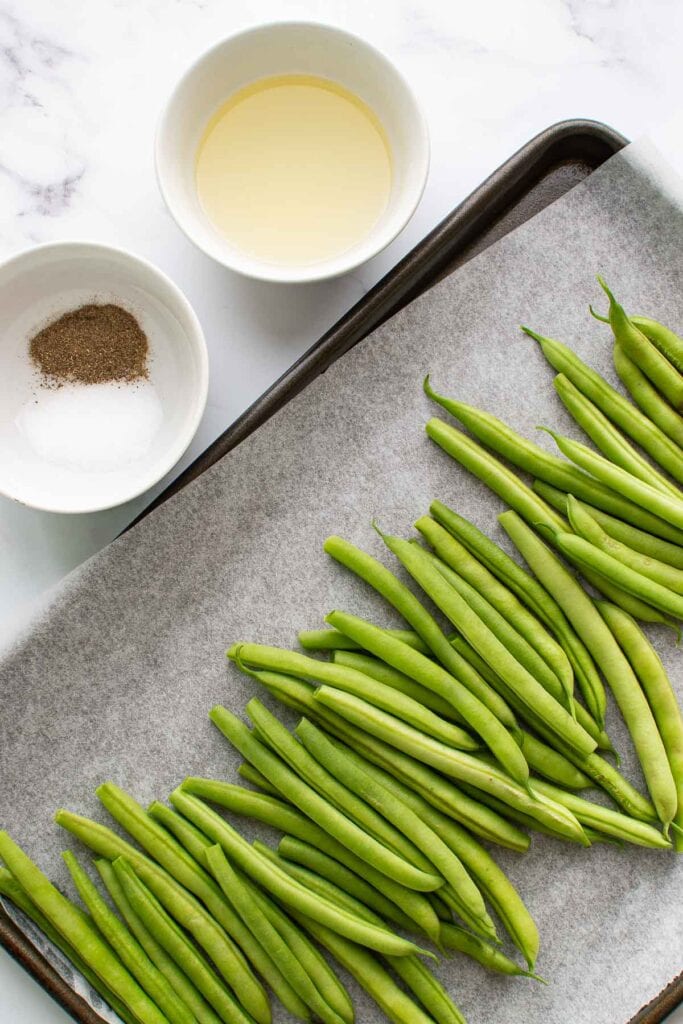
[1,0,683,1020]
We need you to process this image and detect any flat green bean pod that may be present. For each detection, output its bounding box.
[597,278,683,410]
[614,343,683,448]
[0,832,168,1024]
[523,325,683,485]
[554,373,681,498]
[500,511,678,829]
[533,482,683,570]
[171,782,430,958]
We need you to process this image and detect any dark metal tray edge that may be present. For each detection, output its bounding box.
[5,118,680,1024]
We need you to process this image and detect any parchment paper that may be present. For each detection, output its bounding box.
[1,138,682,1024]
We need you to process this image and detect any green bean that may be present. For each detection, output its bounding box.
[430,501,608,729]
[246,697,440,884]
[313,683,588,844]
[55,807,269,1023]
[518,731,591,789]
[205,845,347,1024]
[614,343,683,448]
[97,859,223,1024]
[323,607,527,784]
[238,763,281,797]
[544,427,683,530]
[532,482,683,570]
[228,668,529,852]
[0,832,169,1024]
[278,836,414,930]
[568,495,683,596]
[373,536,596,758]
[292,917,437,1024]
[322,736,540,968]
[597,278,683,410]
[63,851,196,1024]
[416,514,574,701]
[387,955,466,1024]
[440,923,542,979]
[112,858,254,1024]
[522,325,683,484]
[145,804,318,1020]
[500,510,678,829]
[0,867,139,1024]
[548,526,683,620]
[332,649,460,721]
[597,601,683,850]
[554,372,681,498]
[425,377,681,537]
[95,783,273,1022]
[295,718,495,940]
[578,564,681,628]
[299,627,429,655]
[418,541,572,711]
[172,782,430,959]
[528,778,670,848]
[628,315,683,373]
[323,535,517,729]
[180,777,442,944]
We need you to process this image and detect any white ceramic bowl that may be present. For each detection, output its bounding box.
[0,242,208,514]
[156,22,429,283]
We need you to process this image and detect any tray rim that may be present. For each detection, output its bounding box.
[5,117,680,1024]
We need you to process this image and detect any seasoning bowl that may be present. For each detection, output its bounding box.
[155,22,430,283]
[0,241,209,514]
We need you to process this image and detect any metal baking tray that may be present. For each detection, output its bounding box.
[6,118,679,1024]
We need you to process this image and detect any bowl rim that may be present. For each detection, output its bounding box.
[0,238,209,515]
[154,19,430,284]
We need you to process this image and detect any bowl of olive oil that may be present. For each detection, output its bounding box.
[156,23,429,283]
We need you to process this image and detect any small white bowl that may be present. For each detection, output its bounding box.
[156,22,430,283]
[0,242,208,514]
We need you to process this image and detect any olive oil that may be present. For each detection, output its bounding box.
[195,74,392,266]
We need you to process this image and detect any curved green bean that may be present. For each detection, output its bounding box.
[500,511,678,828]
[387,955,466,1024]
[171,783,430,958]
[440,923,541,979]
[96,859,223,1024]
[205,845,347,1024]
[323,535,517,729]
[532,483,683,570]
[554,372,681,497]
[416,514,573,700]
[95,783,273,1023]
[629,315,683,373]
[529,778,669,849]
[321,600,526,782]
[63,851,196,1024]
[522,325,683,484]
[548,526,683,620]
[180,777,442,944]
[568,496,683,596]
[597,278,683,410]
[295,717,495,940]
[55,807,269,1023]
[614,343,683,448]
[331,650,461,721]
[371,537,596,757]
[111,858,254,1024]
[0,832,168,1024]
[597,601,683,850]
[0,867,139,1024]
[246,697,440,884]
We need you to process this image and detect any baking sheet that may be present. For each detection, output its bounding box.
[1,138,682,1024]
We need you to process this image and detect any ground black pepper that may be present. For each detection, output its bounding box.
[29,304,149,385]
